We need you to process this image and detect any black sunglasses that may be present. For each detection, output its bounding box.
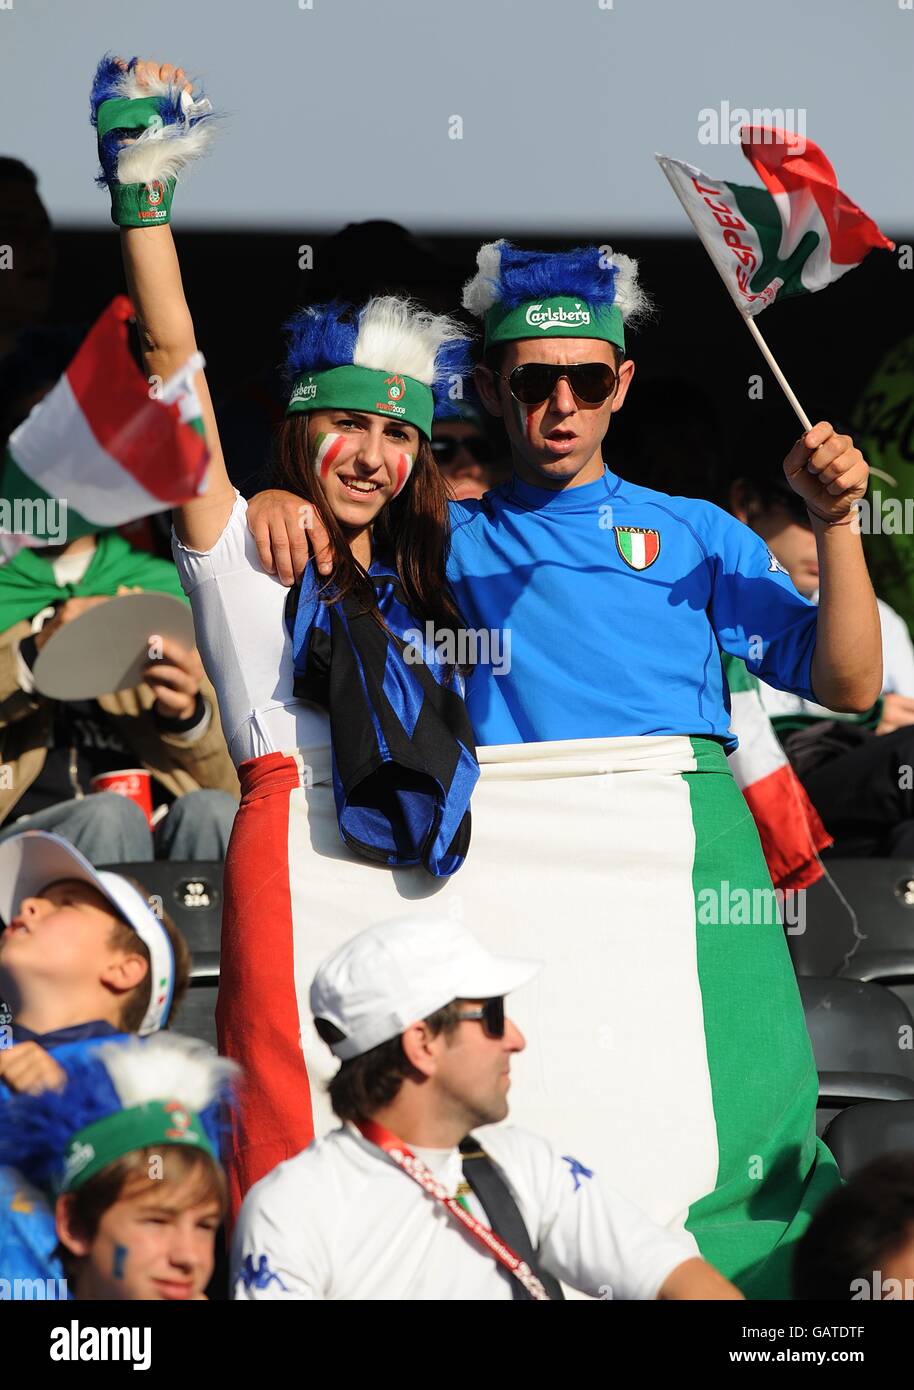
[455,996,505,1038]
[430,435,497,465]
[493,361,619,406]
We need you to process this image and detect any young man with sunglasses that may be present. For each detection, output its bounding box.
[245,240,880,1297]
[231,915,740,1301]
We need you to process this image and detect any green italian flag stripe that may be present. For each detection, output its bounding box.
[683,736,839,1295]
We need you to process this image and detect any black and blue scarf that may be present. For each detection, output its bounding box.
[286,561,479,877]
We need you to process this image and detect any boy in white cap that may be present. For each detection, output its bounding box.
[0,829,190,1097]
[231,916,740,1301]
[0,828,192,1290]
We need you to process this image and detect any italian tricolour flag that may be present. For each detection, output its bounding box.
[656,128,894,317]
[1,295,208,557]
[723,652,831,890]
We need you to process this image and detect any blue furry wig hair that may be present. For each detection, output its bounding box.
[462,239,651,326]
[0,1036,237,1192]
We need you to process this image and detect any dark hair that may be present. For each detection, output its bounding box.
[109,880,192,1033]
[323,1000,463,1122]
[56,1145,225,1283]
[271,415,471,668]
[792,1154,914,1299]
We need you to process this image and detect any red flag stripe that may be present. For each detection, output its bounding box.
[65,295,208,502]
[741,762,832,892]
[741,127,894,265]
[218,752,316,1225]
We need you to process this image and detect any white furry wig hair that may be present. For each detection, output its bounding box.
[462,239,653,351]
[0,1034,240,1192]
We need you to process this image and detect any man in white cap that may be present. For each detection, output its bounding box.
[231,916,740,1301]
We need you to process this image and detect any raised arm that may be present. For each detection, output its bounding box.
[95,57,236,550]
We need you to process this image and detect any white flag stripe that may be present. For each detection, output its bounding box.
[630,531,646,568]
[656,155,771,317]
[726,688,787,790]
[7,373,166,526]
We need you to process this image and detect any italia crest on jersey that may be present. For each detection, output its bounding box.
[614,526,661,571]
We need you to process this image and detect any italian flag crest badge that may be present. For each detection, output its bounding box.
[614,526,661,570]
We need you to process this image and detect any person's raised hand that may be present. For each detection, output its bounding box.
[246,490,331,587]
[115,56,193,96]
[783,422,869,527]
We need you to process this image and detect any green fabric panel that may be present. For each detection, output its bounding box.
[683,735,841,1298]
[0,529,188,631]
[771,698,883,737]
[727,182,820,303]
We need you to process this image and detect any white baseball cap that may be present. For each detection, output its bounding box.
[310,915,541,1060]
[0,830,175,1036]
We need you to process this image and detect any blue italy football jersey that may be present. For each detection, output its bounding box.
[446,468,818,750]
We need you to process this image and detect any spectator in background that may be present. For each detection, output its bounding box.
[610,376,724,499]
[730,467,914,857]
[232,915,740,1301]
[793,1154,914,1300]
[0,1034,236,1301]
[0,323,84,452]
[0,522,239,865]
[0,158,54,368]
[431,402,511,501]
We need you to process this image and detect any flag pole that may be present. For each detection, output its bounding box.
[741,317,812,430]
[655,155,813,431]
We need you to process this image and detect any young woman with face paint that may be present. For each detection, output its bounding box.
[90,55,478,1219]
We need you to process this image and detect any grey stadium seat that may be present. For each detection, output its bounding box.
[789,858,914,1017]
[798,976,914,1134]
[99,860,223,1051]
[823,1100,914,1179]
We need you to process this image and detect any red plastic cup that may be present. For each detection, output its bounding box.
[90,769,154,828]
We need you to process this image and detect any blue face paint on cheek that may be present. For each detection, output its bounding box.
[112,1244,128,1279]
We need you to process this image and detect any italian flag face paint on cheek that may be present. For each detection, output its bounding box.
[313,431,348,480]
[391,451,415,499]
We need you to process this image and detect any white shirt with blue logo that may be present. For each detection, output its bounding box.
[231,1123,697,1301]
